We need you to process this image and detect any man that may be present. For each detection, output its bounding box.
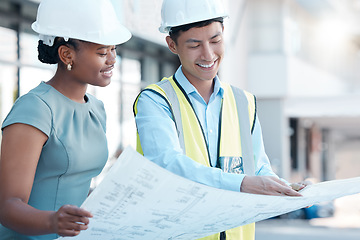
[133,0,304,239]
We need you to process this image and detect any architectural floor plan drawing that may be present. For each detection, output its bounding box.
[59,147,360,240]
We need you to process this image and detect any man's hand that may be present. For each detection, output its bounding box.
[240,176,302,196]
[290,180,312,191]
[291,180,313,208]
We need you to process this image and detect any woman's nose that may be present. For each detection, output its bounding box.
[107,50,117,65]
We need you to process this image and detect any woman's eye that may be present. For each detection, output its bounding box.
[98,47,116,56]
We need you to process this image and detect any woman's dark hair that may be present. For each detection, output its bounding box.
[169,17,224,44]
[37,37,79,64]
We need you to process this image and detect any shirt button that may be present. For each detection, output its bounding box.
[209,129,213,133]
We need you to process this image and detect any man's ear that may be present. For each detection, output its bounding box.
[58,45,74,66]
[166,36,178,55]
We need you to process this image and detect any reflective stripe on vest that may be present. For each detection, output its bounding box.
[133,76,256,240]
[230,86,255,176]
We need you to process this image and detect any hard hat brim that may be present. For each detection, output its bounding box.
[32,22,132,46]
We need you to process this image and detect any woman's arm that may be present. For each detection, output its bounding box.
[0,123,91,236]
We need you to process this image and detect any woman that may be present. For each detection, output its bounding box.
[0,0,131,239]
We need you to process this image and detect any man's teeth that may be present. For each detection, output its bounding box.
[198,62,215,68]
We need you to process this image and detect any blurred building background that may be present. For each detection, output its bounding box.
[0,0,360,223]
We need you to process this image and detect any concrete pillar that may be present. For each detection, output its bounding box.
[256,98,290,179]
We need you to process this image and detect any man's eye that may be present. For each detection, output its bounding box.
[212,39,221,44]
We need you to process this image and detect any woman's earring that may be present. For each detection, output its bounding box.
[67,63,72,71]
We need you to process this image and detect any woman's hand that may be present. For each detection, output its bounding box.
[50,205,93,237]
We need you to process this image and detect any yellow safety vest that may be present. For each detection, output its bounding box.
[134,76,256,240]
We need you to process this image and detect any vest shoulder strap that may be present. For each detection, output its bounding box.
[155,78,186,151]
[134,77,191,156]
[230,85,255,176]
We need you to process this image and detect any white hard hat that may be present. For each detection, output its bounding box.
[31,0,131,46]
[159,0,228,33]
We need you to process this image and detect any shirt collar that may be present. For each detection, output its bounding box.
[174,66,224,98]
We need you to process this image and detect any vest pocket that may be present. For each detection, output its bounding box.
[218,156,243,173]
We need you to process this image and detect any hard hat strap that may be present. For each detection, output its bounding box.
[39,34,56,47]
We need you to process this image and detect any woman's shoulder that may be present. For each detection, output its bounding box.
[13,84,51,111]
[86,93,105,111]
[2,83,52,134]
[86,92,103,104]
[16,82,52,106]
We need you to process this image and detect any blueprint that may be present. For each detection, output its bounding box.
[59,147,360,240]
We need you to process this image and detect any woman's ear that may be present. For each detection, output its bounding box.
[58,45,74,67]
[166,36,178,55]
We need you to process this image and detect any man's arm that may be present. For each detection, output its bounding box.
[136,91,303,196]
[245,118,302,196]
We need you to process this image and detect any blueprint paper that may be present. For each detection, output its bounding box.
[58,147,360,240]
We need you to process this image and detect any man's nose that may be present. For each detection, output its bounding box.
[201,43,215,61]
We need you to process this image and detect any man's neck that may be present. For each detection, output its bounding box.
[188,78,214,104]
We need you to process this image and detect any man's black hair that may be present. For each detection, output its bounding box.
[169,17,224,44]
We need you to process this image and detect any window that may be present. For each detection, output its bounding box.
[0,27,17,123]
[19,32,55,96]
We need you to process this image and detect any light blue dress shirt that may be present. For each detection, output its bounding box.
[135,67,277,192]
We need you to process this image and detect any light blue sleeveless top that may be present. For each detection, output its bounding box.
[0,82,108,240]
